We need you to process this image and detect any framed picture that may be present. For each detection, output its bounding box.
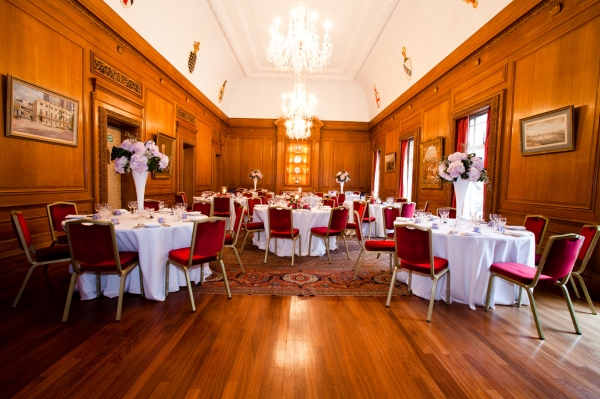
[5,75,79,146]
[385,152,396,172]
[420,136,443,189]
[154,131,175,179]
[520,105,574,156]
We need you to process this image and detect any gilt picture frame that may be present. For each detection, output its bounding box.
[420,136,443,189]
[6,75,79,147]
[385,152,396,173]
[520,105,574,156]
[154,131,175,179]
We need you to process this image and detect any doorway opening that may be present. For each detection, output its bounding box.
[182,143,195,203]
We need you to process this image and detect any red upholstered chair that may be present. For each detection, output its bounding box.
[264,207,300,266]
[309,207,350,263]
[353,191,361,195]
[400,202,416,218]
[524,215,549,264]
[357,200,376,239]
[337,193,346,204]
[165,218,231,312]
[47,202,78,246]
[315,192,324,198]
[213,196,231,229]
[143,199,160,211]
[347,200,367,239]
[11,211,71,308]
[322,198,336,208]
[485,233,584,340]
[63,220,143,322]
[352,210,396,280]
[266,193,273,200]
[437,207,456,219]
[382,206,401,239]
[224,202,245,272]
[246,197,263,222]
[569,225,600,314]
[240,212,266,253]
[242,192,253,198]
[192,200,212,215]
[395,198,407,203]
[386,223,450,322]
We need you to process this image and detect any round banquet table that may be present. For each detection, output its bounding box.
[392,220,535,310]
[193,196,247,230]
[73,213,212,301]
[252,206,337,257]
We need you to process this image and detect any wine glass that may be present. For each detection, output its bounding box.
[497,217,507,233]
[95,203,102,214]
[159,201,165,212]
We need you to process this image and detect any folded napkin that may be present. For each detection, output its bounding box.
[187,211,202,216]
[65,214,87,219]
[143,223,161,228]
[504,230,532,237]
[458,231,478,236]
[505,225,527,231]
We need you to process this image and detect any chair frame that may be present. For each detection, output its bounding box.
[165,217,231,312]
[485,233,584,340]
[354,200,375,239]
[240,212,266,254]
[352,211,396,280]
[569,225,600,315]
[524,215,549,255]
[63,219,144,322]
[386,223,450,322]
[308,206,350,263]
[264,207,300,267]
[11,211,72,308]
[225,203,246,272]
[46,201,78,246]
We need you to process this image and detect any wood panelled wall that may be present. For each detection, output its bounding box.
[0,0,227,258]
[225,119,370,193]
[370,0,600,298]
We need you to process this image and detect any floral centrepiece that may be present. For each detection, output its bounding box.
[249,170,263,180]
[438,152,487,183]
[110,137,169,174]
[335,171,350,183]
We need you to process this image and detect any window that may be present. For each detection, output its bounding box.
[464,112,488,216]
[373,150,381,197]
[400,138,414,202]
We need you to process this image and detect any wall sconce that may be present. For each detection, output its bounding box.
[221,186,227,194]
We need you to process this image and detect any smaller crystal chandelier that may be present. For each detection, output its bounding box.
[282,76,317,141]
[267,1,332,76]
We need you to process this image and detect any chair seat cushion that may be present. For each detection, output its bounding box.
[224,234,234,245]
[311,227,344,237]
[168,248,218,266]
[386,232,394,239]
[270,228,300,238]
[35,245,71,262]
[364,240,395,252]
[490,262,557,286]
[400,256,448,275]
[534,253,542,265]
[79,251,139,272]
[246,222,265,231]
[213,211,230,216]
[363,216,376,223]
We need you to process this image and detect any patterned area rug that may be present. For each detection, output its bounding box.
[193,235,409,297]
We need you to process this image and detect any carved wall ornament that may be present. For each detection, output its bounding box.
[117,46,124,54]
[549,3,562,17]
[218,80,227,103]
[176,107,196,126]
[402,47,412,81]
[188,42,200,73]
[374,84,381,108]
[92,53,142,97]
[463,0,478,8]
[120,0,134,8]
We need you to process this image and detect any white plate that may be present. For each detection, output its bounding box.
[187,211,202,216]
[65,215,88,219]
[459,231,478,236]
[505,225,527,231]
[504,231,531,237]
[143,223,161,228]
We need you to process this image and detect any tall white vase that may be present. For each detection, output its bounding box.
[253,178,258,190]
[453,178,470,220]
[132,170,149,213]
[339,181,344,194]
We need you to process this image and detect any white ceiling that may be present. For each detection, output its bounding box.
[103,0,512,121]
[208,0,400,81]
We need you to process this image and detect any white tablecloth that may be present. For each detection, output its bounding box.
[252,207,336,256]
[393,221,535,310]
[75,213,212,301]
[344,193,361,202]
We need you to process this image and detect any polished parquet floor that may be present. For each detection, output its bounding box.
[1,248,600,399]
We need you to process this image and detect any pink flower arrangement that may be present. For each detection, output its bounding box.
[110,137,169,174]
[335,171,350,183]
[249,170,263,180]
[438,151,487,183]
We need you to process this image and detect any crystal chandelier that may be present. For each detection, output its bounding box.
[282,76,317,141]
[267,1,332,76]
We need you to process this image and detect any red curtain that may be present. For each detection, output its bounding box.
[398,140,409,197]
[452,117,470,207]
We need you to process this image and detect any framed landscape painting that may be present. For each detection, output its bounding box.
[385,152,396,172]
[420,136,443,189]
[5,75,78,146]
[154,131,175,179]
[520,106,574,155]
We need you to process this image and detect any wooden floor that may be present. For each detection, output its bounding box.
[1,254,600,399]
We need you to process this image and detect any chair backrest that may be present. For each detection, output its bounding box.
[268,207,294,236]
[247,197,262,216]
[437,207,456,218]
[47,202,77,240]
[394,223,435,276]
[337,193,346,204]
[266,193,273,200]
[143,199,160,211]
[242,192,253,198]
[395,198,407,203]
[383,206,401,230]
[323,199,336,208]
[257,195,267,204]
[231,202,245,240]
[400,202,416,218]
[175,192,186,205]
[213,196,230,214]
[353,210,365,248]
[353,200,367,221]
[574,225,600,272]
[524,215,549,252]
[329,207,349,233]
[190,218,227,262]
[536,233,583,283]
[315,192,324,198]
[192,200,212,215]
[65,220,123,273]
[10,211,36,263]
[423,201,429,212]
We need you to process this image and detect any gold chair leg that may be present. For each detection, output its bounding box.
[517,287,523,307]
[570,275,581,299]
[445,270,451,304]
[485,273,495,311]
[573,273,597,315]
[62,272,79,322]
[308,234,312,257]
[183,267,196,312]
[524,287,544,340]
[389,254,392,274]
[325,237,331,264]
[230,246,244,273]
[115,272,127,322]
[353,252,366,280]
[342,235,350,260]
[240,230,249,254]
[220,260,232,299]
[386,266,399,307]
[12,265,37,308]
[560,284,582,335]
[427,277,438,322]
[264,236,270,264]
[165,261,170,297]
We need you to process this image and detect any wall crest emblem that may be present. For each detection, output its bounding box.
[188,42,200,73]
